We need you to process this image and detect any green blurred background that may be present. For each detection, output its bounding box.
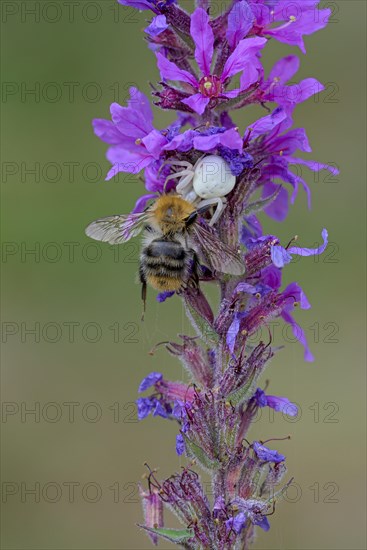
[1,1,366,548]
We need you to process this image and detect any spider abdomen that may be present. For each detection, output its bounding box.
[193,155,236,199]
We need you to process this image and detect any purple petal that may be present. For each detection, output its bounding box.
[128,87,154,126]
[175,433,185,455]
[157,291,175,302]
[266,4,333,53]
[284,78,324,105]
[253,442,285,463]
[190,8,214,76]
[226,313,244,354]
[254,516,270,531]
[288,228,328,257]
[153,401,168,418]
[266,395,298,417]
[283,282,311,310]
[239,58,263,90]
[181,94,210,115]
[142,129,167,158]
[253,388,268,407]
[92,119,123,145]
[110,101,153,138]
[274,128,312,154]
[132,193,157,213]
[290,157,340,176]
[227,1,254,49]
[163,129,197,152]
[139,372,163,393]
[247,107,287,140]
[156,52,198,87]
[271,245,292,268]
[136,397,153,420]
[282,310,314,362]
[222,37,267,80]
[235,282,257,295]
[263,182,289,221]
[226,512,247,534]
[193,127,243,152]
[145,15,168,37]
[268,55,300,85]
[261,265,282,291]
[290,173,312,209]
[105,150,153,180]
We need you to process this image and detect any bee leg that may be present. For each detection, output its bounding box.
[140,269,147,321]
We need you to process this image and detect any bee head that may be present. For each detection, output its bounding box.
[153,195,197,234]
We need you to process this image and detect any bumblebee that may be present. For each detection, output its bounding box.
[85,195,245,310]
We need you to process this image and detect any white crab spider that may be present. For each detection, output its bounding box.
[164,155,236,225]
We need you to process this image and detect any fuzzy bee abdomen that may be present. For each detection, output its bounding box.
[141,239,190,291]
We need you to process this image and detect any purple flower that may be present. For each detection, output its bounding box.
[219,146,253,176]
[271,228,328,268]
[254,388,298,416]
[278,282,314,361]
[163,125,244,154]
[249,0,333,53]
[138,372,163,392]
[246,108,339,221]
[93,87,168,180]
[225,512,247,534]
[136,397,155,420]
[253,442,285,463]
[175,433,185,455]
[145,15,168,37]
[258,55,324,108]
[156,8,266,114]
[226,502,270,533]
[153,401,168,418]
[226,1,255,49]
[254,515,270,531]
[88,1,337,545]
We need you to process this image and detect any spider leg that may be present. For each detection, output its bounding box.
[176,173,194,195]
[160,159,193,171]
[197,197,227,226]
[164,169,192,191]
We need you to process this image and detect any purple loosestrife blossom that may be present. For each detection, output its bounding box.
[156,8,267,114]
[90,1,336,547]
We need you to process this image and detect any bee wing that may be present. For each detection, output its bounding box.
[192,223,245,276]
[85,212,148,244]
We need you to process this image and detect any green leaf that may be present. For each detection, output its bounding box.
[182,433,220,471]
[183,299,219,346]
[244,186,282,217]
[226,367,258,406]
[138,525,194,545]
